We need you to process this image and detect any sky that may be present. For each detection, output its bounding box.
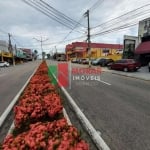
[0,0,150,55]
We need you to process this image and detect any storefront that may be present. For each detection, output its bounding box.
[135,41,150,65]
[66,42,123,61]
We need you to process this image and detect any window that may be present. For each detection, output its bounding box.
[102,48,109,53]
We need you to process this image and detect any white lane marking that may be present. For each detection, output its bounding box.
[95,79,111,85]
[51,72,111,150]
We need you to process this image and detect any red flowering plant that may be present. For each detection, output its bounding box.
[0,61,90,149]
[14,94,47,128]
[14,92,63,129]
[29,74,51,84]
[23,82,56,96]
[13,61,63,130]
[35,61,48,75]
[43,93,63,118]
[2,118,89,150]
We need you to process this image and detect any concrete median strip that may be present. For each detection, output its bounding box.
[51,72,111,150]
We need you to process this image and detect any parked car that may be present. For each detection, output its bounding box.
[92,58,114,67]
[78,58,86,64]
[107,59,141,72]
[82,58,89,64]
[71,58,78,63]
[99,58,114,66]
[92,58,101,66]
[148,62,150,72]
[0,61,10,67]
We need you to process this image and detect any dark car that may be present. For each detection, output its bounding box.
[107,59,141,72]
[92,58,113,66]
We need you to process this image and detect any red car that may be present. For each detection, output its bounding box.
[107,59,141,72]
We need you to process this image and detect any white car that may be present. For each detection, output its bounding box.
[0,61,10,67]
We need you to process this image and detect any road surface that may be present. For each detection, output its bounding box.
[0,61,41,116]
[65,62,150,150]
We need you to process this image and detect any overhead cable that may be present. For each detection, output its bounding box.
[22,0,85,32]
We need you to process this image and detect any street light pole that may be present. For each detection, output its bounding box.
[33,36,48,60]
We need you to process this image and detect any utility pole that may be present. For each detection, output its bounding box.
[8,33,15,66]
[85,10,91,67]
[33,36,48,60]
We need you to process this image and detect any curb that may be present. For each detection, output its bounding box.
[111,71,150,81]
[51,72,111,150]
[102,68,150,81]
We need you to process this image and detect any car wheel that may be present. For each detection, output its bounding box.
[124,67,128,72]
[134,68,138,72]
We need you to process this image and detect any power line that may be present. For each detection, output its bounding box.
[92,3,150,30]
[89,0,104,12]
[91,10,150,36]
[39,0,84,27]
[22,0,85,32]
[22,0,75,30]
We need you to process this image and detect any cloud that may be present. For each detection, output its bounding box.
[0,0,150,53]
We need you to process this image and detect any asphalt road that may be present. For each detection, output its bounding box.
[2,60,149,150]
[0,60,41,116]
[65,63,150,150]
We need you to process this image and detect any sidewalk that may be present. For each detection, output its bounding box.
[71,63,150,81]
[103,66,150,81]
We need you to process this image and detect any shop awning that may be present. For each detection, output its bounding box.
[135,41,150,54]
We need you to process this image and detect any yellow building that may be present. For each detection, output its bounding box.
[66,42,123,61]
[0,51,13,61]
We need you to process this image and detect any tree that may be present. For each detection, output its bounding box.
[33,50,38,60]
[47,53,51,59]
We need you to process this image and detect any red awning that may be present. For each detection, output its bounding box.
[135,41,150,54]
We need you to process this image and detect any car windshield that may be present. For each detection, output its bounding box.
[95,58,101,62]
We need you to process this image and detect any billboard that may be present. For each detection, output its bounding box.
[139,18,150,38]
[123,39,136,58]
[124,39,135,52]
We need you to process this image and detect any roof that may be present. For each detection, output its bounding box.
[135,41,150,54]
[66,42,123,51]
[72,42,123,49]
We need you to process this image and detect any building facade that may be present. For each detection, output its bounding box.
[66,42,123,61]
[134,17,150,65]
[0,40,33,64]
